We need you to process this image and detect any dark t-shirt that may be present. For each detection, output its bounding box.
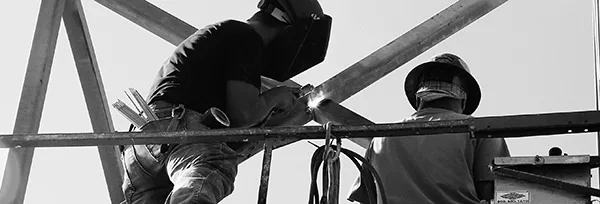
[147,20,265,114]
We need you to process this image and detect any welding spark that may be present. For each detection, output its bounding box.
[307,91,326,109]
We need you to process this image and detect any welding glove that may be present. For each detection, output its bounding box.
[262,86,311,126]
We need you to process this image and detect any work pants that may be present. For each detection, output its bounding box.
[121,102,239,204]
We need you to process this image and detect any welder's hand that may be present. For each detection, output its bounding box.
[264,97,312,127]
[260,86,311,127]
[273,94,309,115]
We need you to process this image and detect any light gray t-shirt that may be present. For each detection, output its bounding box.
[348,108,510,204]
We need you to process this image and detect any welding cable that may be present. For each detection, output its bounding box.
[308,145,387,204]
[321,123,333,200]
[321,122,341,204]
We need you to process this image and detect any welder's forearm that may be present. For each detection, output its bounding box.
[228,96,277,128]
[254,95,280,121]
[263,105,313,127]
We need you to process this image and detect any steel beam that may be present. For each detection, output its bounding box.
[0,0,66,203]
[1,110,600,148]
[94,0,194,46]
[269,0,508,148]
[261,78,373,148]
[63,1,124,203]
[312,0,508,103]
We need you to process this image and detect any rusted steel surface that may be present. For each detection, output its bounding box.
[0,1,66,203]
[494,155,590,166]
[2,110,600,148]
[472,110,600,138]
[63,1,124,202]
[0,120,467,147]
[257,139,274,204]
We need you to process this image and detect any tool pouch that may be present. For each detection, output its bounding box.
[137,105,230,162]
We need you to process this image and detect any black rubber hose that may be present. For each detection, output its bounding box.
[308,145,387,204]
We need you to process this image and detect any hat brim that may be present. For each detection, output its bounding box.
[404,61,481,115]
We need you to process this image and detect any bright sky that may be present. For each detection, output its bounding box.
[0,0,598,203]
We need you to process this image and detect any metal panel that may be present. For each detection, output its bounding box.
[2,110,600,147]
[0,0,66,203]
[62,1,124,203]
[493,156,594,203]
[312,0,509,104]
[494,167,592,203]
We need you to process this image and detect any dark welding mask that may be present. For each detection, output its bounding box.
[258,0,332,81]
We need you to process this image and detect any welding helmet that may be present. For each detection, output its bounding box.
[258,0,332,81]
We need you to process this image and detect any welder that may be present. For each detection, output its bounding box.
[119,0,332,203]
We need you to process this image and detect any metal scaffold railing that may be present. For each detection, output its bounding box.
[1,109,600,148]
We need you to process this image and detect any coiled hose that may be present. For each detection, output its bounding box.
[308,145,387,204]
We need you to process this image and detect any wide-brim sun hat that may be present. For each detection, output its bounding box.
[404,53,481,115]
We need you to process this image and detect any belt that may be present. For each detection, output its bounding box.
[121,101,231,153]
[149,101,231,129]
[149,101,181,119]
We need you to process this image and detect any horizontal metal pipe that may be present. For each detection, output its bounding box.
[1,110,599,148]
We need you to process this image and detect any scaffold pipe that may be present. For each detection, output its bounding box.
[0,110,599,148]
